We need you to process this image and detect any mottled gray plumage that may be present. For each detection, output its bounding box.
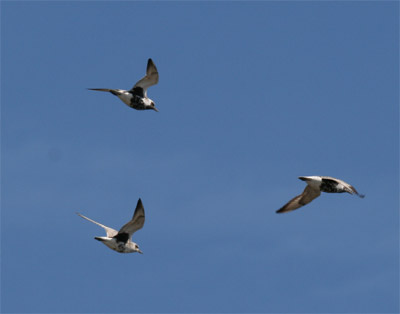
[88,59,159,112]
[77,198,145,253]
[276,176,364,214]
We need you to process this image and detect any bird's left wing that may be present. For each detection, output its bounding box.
[76,213,118,237]
[276,185,321,213]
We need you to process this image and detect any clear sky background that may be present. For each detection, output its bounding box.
[1,1,399,313]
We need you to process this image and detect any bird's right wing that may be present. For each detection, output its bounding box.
[76,213,118,237]
[131,59,159,96]
[276,185,321,214]
[119,198,145,236]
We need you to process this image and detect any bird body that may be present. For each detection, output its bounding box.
[88,58,159,112]
[93,236,139,253]
[77,198,145,254]
[276,176,364,214]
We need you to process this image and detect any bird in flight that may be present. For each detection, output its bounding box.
[276,176,365,214]
[88,58,159,112]
[77,198,145,253]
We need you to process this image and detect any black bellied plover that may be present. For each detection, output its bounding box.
[276,176,365,214]
[77,198,145,253]
[88,58,159,112]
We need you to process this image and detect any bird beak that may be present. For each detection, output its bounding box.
[138,249,143,254]
[152,106,159,112]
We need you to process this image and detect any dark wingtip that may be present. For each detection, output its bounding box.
[148,58,158,70]
[358,194,365,199]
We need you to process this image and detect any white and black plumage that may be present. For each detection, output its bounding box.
[77,198,145,253]
[88,58,159,112]
[276,176,365,214]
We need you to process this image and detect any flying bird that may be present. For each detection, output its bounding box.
[77,198,145,253]
[88,58,159,112]
[276,176,365,214]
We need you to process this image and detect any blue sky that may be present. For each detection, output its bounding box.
[1,1,398,313]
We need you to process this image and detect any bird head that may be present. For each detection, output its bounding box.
[133,242,143,254]
[150,101,159,112]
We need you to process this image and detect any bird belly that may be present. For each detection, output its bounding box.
[107,240,134,253]
[129,96,152,110]
[115,244,135,253]
[320,181,343,193]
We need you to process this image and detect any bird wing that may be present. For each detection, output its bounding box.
[87,88,113,92]
[276,185,321,213]
[118,198,145,237]
[76,213,118,237]
[321,176,365,198]
[131,59,159,97]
